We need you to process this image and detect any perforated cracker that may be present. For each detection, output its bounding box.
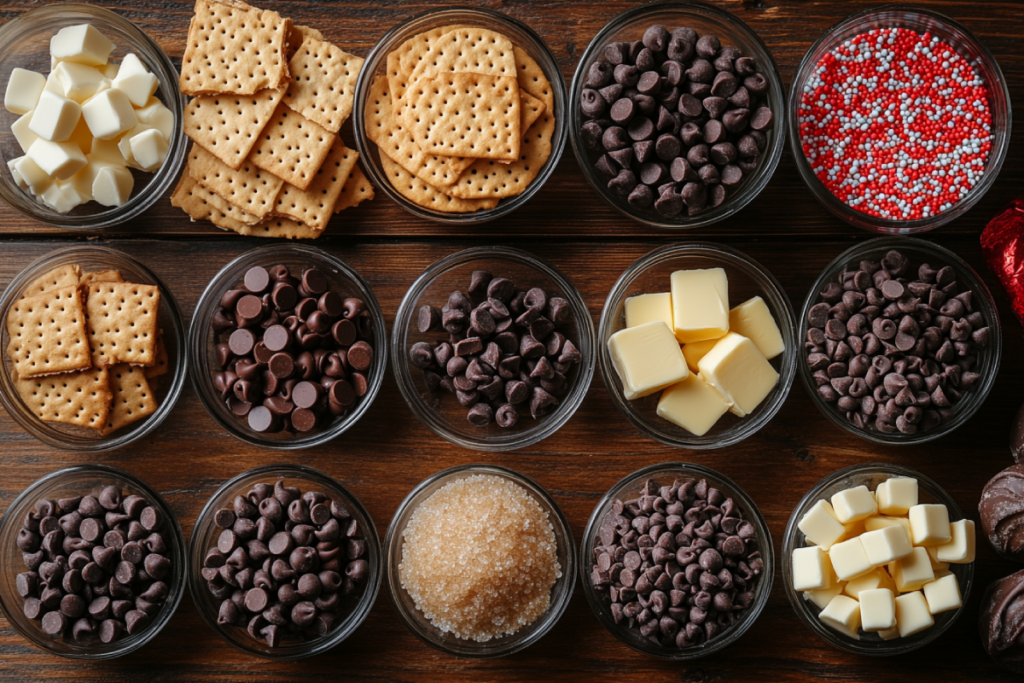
[288,24,324,56]
[334,165,374,212]
[80,270,124,286]
[185,155,262,225]
[388,24,465,109]
[172,173,260,234]
[99,364,158,436]
[249,104,335,190]
[186,144,283,219]
[517,89,545,144]
[243,216,322,239]
[272,139,358,230]
[22,265,82,298]
[84,282,160,368]
[380,154,498,213]
[180,0,291,96]
[15,365,112,430]
[184,88,284,170]
[6,286,91,379]
[283,35,364,134]
[405,27,517,85]
[145,333,169,379]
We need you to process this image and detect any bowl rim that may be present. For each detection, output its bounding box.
[786,3,1012,234]
[568,0,788,230]
[351,5,568,225]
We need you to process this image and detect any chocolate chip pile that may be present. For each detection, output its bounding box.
[210,264,375,435]
[591,477,763,649]
[202,480,370,648]
[806,250,991,435]
[410,270,581,428]
[579,25,774,217]
[16,486,173,645]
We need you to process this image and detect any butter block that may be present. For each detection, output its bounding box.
[92,164,134,207]
[895,591,934,637]
[908,504,951,547]
[81,88,138,140]
[804,582,845,610]
[831,485,878,524]
[15,155,53,195]
[608,321,689,400]
[129,128,167,172]
[670,268,729,343]
[4,68,46,115]
[864,515,913,540]
[935,519,975,564]
[923,574,961,615]
[40,181,83,213]
[656,374,730,436]
[729,296,785,360]
[697,332,778,417]
[28,90,82,142]
[681,338,717,373]
[860,588,896,632]
[54,62,110,103]
[134,97,174,140]
[829,537,873,582]
[792,546,834,591]
[118,124,156,168]
[798,499,846,550]
[861,524,913,566]
[890,546,935,592]
[12,111,39,154]
[819,594,861,638]
[877,477,918,515]
[625,292,673,329]
[112,53,158,107]
[27,138,87,181]
[50,24,115,67]
[843,568,895,599]
[8,157,28,191]
[90,136,127,166]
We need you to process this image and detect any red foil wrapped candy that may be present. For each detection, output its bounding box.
[981,197,1024,328]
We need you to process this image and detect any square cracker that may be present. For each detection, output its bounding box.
[80,270,124,286]
[172,174,321,238]
[283,35,364,134]
[15,365,112,430]
[145,333,169,379]
[99,365,158,436]
[288,24,324,57]
[246,216,323,239]
[249,104,335,190]
[180,0,291,96]
[405,27,517,86]
[185,155,262,225]
[334,164,374,212]
[272,139,359,230]
[84,282,161,367]
[184,88,284,170]
[23,265,82,298]
[380,154,497,214]
[6,286,92,379]
[186,144,283,219]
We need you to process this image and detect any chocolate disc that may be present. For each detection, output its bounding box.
[328,380,355,407]
[247,406,278,433]
[292,381,321,409]
[301,268,328,295]
[228,328,255,356]
[263,325,291,353]
[268,353,295,379]
[236,295,264,322]
[331,319,356,346]
[318,291,345,317]
[253,341,274,365]
[291,408,318,432]
[244,266,270,294]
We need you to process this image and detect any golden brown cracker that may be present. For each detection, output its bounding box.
[80,270,124,286]
[15,365,112,430]
[249,104,335,190]
[22,265,82,298]
[244,216,323,239]
[99,364,158,436]
[145,333,169,379]
[334,164,374,212]
[186,144,284,219]
[184,88,284,170]
[405,27,517,85]
[283,35,364,134]
[185,156,262,225]
[380,154,497,213]
[272,140,358,230]
[6,286,92,379]
[172,173,256,233]
[84,282,161,368]
[288,24,324,56]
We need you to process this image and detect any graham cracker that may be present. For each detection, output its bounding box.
[185,156,262,225]
[23,265,82,298]
[99,364,158,436]
[6,285,92,379]
[405,27,517,86]
[15,365,112,430]
[80,270,124,286]
[334,164,374,212]
[184,88,284,170]
[388,24,465,109]
[272,139,359,230]
[245,216,323,239]
[283,35,364,134]
[84,282,161,368]
[249,104,335,190]
[517,89,545,146]
[380,154,498,213]
[186,144,283,219]
[172,174,321,238]
[145,333,169,379]
[180,0,291,96]
[288,24,324,57]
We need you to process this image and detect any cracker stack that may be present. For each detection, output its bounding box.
[6,265,166,436]
[366,27,556,213]
[171,0,373,237]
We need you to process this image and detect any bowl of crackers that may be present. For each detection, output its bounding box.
[0,245,186,451]
[354,7,567,223]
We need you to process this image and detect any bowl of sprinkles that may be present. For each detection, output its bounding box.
[788,5,1010,233]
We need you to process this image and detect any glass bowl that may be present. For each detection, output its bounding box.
[598,242,796,449]
[782,463,973,655]
[798,236,1002,445]
[188,464,381,660]
[0,245,187,452]
[352,7,567,225]
[580,462,773,659]
[0,465,186,659]
[391,246,595,452]
[384,464,575,658]
[569,2,786,230]
[187,244,387,450]
[0,4,186,230]
[788,5,1011,234]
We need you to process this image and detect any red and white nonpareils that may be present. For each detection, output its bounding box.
[798,28,992,221]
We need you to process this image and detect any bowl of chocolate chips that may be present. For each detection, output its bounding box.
[570,2,785,229]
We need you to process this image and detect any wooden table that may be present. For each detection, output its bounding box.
[1,1,1022,680]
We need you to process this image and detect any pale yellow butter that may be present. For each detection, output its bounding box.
[608,321,689,400]
[860,588,896,632]
[729,296,785,359]
[697,332,778,417]
[625,292,673,329]
[935,519,975,564]
[681,338,718,374]
[670,268,729,343]
[895,591,934,637]
[656,374,730,436]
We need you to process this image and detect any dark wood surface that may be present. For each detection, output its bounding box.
[1,1,1022,681]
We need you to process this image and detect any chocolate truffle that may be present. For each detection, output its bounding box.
[1012,402,1024,463]
[980,464,1024,561]
[980,569,1024,673]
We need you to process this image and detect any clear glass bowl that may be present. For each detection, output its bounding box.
[798,237,1002,445]
[0,245,187,452]
[580,462,773,659]
[569,2,786,230]
[0,465,186,659]
[384,464,575,658]
[782,463,973,655]
[598,242,796,449]
[0,4,186,229]
[391,246,595,451]
[187,244,387,450]
[188,464,381,660]
[787,5,1011,234]
[352,7,567,225]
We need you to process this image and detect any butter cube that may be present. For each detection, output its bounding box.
[923,574,961,615]
[670,268,729,343]
[843,568,895,599]
[681,338,718,373]
[729,296,785,360]
[860,588,896,632]
[831,485,878,524]
[4,68,46,115]
[40,181,83,214]
[12,111,40,153]
[43,71,65,96]
[27,138,87,180]
[112,53,158,107]
[798,499,846,550]
[861,524,913,566]
[90,136,127,165]
[819,594,861,638]
[128,128,167,172]
[54,62,110,103]
[625,292,673,329]
[864,515,913,540]
[804,582,845,610]
[69,162,96,201]
[829,537,873,581]
[81,88,138,140]
[935,519,975,564]
[656,374,729,436]
[28,90,82,142]
[608,321,689,400]
[890,547,935,592]
[697,332,778,417]
[134,97,174,140]
[792,546,834,591]
[895,591,934,637]
[15,155,53,195]
[877,477,918,515]
[908,504,951,547]
[8,157,28,191]
[50,24,115,67]
[926,546,950,573]
[92,164,134,207]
